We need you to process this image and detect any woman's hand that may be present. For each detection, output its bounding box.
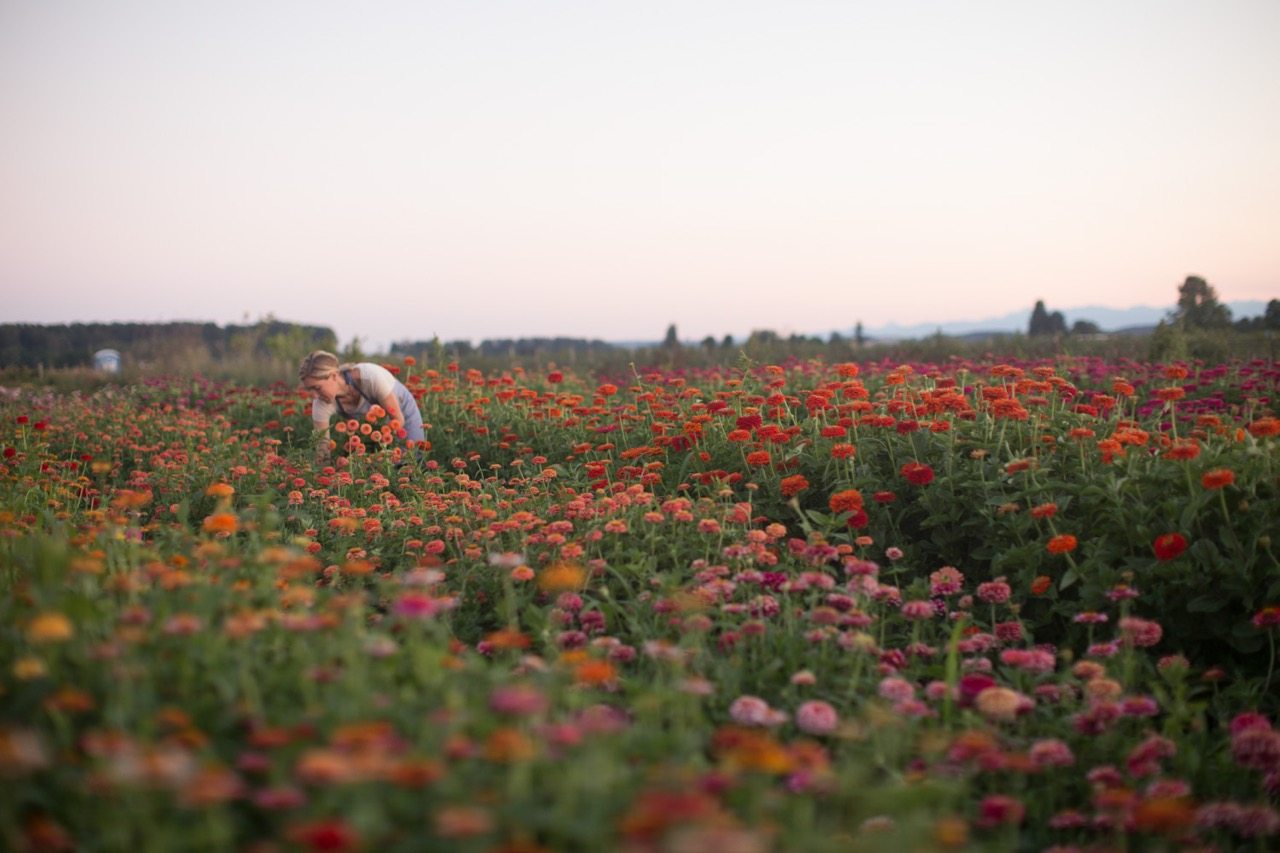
[378,393,408,440]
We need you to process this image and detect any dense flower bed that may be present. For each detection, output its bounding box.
[2,355,1278,851]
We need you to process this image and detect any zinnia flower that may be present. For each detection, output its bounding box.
[202,512,239,535]
[794,700,839,736]
[26,613,74,644]
[900,461,934,486]
[287,819,360,852]
[974,686,1028,723]
[828,489,863,515]
[1152,533,1188,561]
[539,562,586,592]
[1119,616,1163,648]
[1201,468,1235,490]
[729,695,774,727]
[1046,534,1077,554]
[205,483,235,499]
[780,475,810,497]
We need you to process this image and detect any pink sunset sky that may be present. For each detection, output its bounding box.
[2,1,1277,351]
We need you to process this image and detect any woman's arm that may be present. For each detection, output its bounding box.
[311,398,334,466]
[378,392,407,437]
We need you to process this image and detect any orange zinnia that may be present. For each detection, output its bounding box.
[1200,469,1234,490]
[1249,416,1280,438]
[780,475,810,497]
[573,658,617,686]
[202,512,239,535]
[205,483,235,499]
[828,489,864,515]
[26,612,74,643]
[1046,534,1077,554]
[538,562,585,592]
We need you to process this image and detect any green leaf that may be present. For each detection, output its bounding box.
[1058,569,1078,591]
[1185,595,1227,613]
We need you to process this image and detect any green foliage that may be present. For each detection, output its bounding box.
[1172,275,1233,329]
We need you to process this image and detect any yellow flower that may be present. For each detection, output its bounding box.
[26,613,74,644]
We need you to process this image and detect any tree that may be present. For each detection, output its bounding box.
[854,321,865,347]
[1071,319,1101,336]
[1029,300,1067,336]
[662,324,680,349]
[1171,276,1231,328]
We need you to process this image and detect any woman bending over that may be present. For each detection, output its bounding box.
[298,350,424,464]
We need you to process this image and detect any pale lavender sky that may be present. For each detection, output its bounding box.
[2,1,1277,350]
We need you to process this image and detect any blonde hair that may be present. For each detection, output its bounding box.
[298,350,341,383]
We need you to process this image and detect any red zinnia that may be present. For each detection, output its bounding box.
[287,819,360,852]
[1152,533,1188,561]
[900,461,934,486]
[1201,469,1235,490]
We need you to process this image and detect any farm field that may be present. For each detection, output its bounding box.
[2,355,1278,851]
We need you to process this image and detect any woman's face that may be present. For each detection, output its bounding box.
[302,371,343,403]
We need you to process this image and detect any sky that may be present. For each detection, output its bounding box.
[2,1,1278,352]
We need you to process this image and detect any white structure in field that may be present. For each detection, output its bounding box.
[92,349,121,373]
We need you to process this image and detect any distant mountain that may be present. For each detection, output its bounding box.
[856,301,1267,342]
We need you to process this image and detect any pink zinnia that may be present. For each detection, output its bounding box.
[393,591,453,620]
[1028,738,1075,769]
[795,700,839,736]
[729,695,773,727]
[976,794,1025,828]
[1119,616,1163,648]
[489,685,549,717]
[976,580,1011,604]
[877,677,915,703]
[900,600,935,620]
[929,566,963,596]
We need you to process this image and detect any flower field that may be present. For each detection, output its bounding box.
[2,355,1279,851]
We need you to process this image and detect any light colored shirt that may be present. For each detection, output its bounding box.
[311,363,397,427]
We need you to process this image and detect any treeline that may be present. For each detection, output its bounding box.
[0,321,337,369]
[391,337,617,361]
